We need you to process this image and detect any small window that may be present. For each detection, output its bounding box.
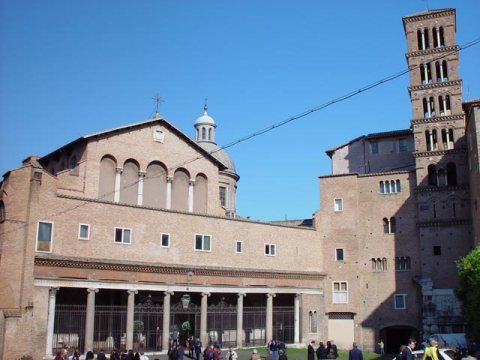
[433,246,441,256]
[161,233,170,248]
[309,311,318,333]
[394,294,407,309]
[332,281,348,304]
[195,234,211,252]
[36,221,53,252]
[399,138,408,152]
[335,248,344,261]
[236,241,243,254]
[395,256,411,271]
[0,200,5,223]
[78,224,90,240]
[219,186,227,207]
[153,129,165,143]
[334,198,343,212]
[265,243,276,256]
[371,142,379,154]
[114,227,131,244]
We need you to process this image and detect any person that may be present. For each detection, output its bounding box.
[54,351,64,360]
[378,340,385,355]
[178,344,185,360]
[316,342,327,360]
[189,337,195,358]
[72,349,80,360]
[170,345,179,360]
[86,350,95,360]
[349,342,363,360]
[203,345,214,360]
[249,349,261,360]
[225,346,238,360]
[326,349,336,360]
[194,338,202,360]
[331,341,338,359]
[140,352,150,360]
[402,338,417,360]
[98,349,107,360]
[308,341,316,360]
[266,350,276,360]
[423,339,439,360]
[134,352,141,360]
[270,340,279,358]
[279,350,288,360]
[279,342,287,355]
[396,346,407,360]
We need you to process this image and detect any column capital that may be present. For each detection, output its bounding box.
[127,289,138,295]
[115,167,123,174]
[189,179,195,186]
[49,287,60,296]
[237,293,246,298]
[167,176,174,183]
[138,171,146,178]
[164,291,174,296]
[266,293,276,298]
[295,293,302,298]
[87,288,99,294]
[201,292,211,297]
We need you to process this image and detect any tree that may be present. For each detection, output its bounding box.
[455,245,480,341]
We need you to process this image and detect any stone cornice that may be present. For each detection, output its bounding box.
[34,255,326,280]
[403,9,455,24]
[417,219,471,228]
[408,80,462,92]
[405,45,458,59]
[415,184,469,193]
[411,113,465,125]
[413,148,467,158]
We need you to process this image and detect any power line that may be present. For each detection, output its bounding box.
[1,37,479,238]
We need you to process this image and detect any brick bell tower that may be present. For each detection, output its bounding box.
[403,9,470,336]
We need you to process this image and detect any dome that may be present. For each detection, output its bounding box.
[197,141,238,177]
[195,108,216,126]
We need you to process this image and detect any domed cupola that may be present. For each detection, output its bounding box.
[194,103,217,143]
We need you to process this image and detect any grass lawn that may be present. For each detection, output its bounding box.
[236,348,393,360]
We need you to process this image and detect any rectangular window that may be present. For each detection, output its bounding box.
[394,294,407,309]
[371,142,379,154]
[399,138,408,152]
[36,221,53,252]
[334,198,343,212]
[114,227,131,244]
[433,246,441,256]
[161,233,170,248]
[219,186,227,207]
[195,234,211,252]
[236,241,243,254]
[78,224,90,240]
[264,243,276,256]
[332,281,348,304]
[335,248,344,261]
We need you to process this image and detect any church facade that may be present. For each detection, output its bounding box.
[0,8,479,360]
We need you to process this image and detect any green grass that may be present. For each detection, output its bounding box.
[236,348,393,360]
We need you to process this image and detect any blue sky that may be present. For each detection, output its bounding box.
[1,1,479,221]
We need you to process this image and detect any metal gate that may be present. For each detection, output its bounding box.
[273,306,294,344]
[134,295,163,351]
[244,306,266,346]
[54,305,86,354]
[207,297,237,347]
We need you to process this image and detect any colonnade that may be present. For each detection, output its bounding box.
[45,288,302,356]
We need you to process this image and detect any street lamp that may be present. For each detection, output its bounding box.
[181,294,191,309]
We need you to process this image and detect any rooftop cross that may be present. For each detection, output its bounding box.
[152,94,164,118]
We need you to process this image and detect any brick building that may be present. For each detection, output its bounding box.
[0,7,478,360]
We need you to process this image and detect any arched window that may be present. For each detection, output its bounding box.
[448,128,454,148]
[0,200,5,223]
[390,180,396,193]
[428,164,437,186]
[143,162,167,208]
[379,181,385,193]
[439,95,451,116]
[446,162,457,186]
[371,258,377,271]
[172,169,189,212]
[98,155,117,201]
[438,168,447,186]
[417,30,423,50]
[423,97,435,118]
[420,63,432,84]
[396,180,401,192]
[385,181,391,193]
[382,257,388,271]
[439,27,445,46]
[202,127,206,140]
[193,173,208,214]
[383,218,389,234]
[442,61,448,81]
[390,217,396,234]
[424,28,430,49]
[208,128,212,141]
[425,130,431,151]
[120,160,140,205]
[432,129,438,150]
[433,27,445,48]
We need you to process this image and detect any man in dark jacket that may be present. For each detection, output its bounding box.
[401,338,417,360]
[316,342,327,360]
[348,343,363,360]
[308,341,315,360]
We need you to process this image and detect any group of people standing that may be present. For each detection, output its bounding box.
[307,340,339,360]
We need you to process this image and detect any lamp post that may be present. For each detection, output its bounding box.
[181,294,191,309]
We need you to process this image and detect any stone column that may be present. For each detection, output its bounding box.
[166,176,173,209]
[265,293,275,344]
[421,29,426,50]
[435,27,441,48]
[126,290,138,351]
[200,293,210,346]
[137,171,145,206]
[188,180,195,213]
[236,293,245,348]
[85,288,99,352]
[162,291,174,351]
[294,294,300,345]
[428,130,434,151]
[46,287,59,356]
[114,167,123,203]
